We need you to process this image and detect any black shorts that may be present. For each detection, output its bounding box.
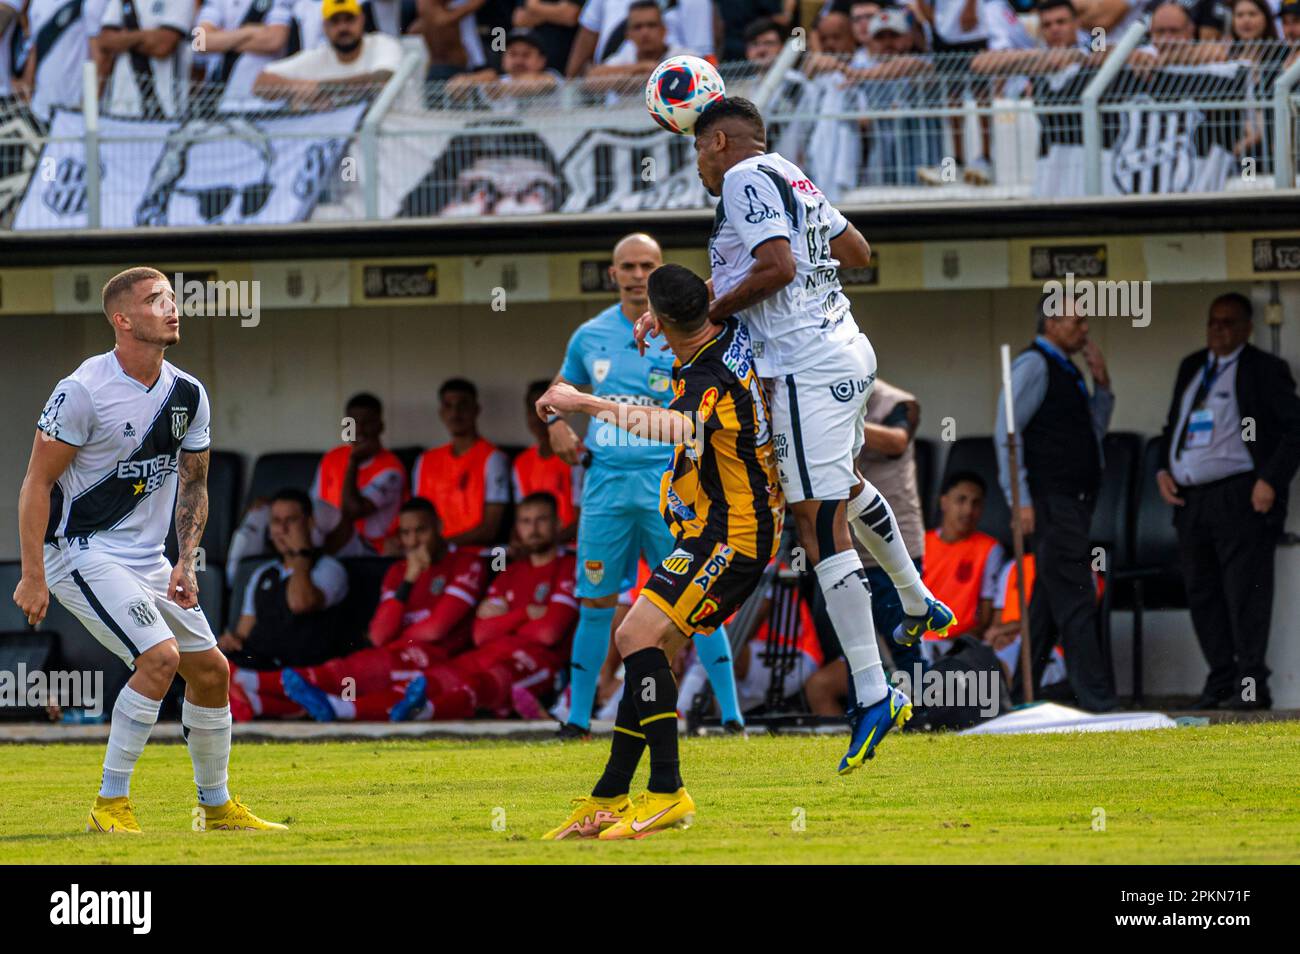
[641,534,768,636]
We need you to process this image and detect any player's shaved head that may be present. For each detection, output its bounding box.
[694,97,765,145]
[612,232,662,263]
[101,266,168,322]
[648,264,710,333]
[694,98,766,197]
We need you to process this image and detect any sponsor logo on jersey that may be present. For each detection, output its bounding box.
[122,422,136,438]
[742,185,780,225]
[829,378,870,403]
[126,598,159,629]
[592,359,611,383]
[687,596,720,626]
[710,245,726,268]
[691,545,734,591]
[661,548,694,575]
[697,387,719,423]
[584,560,604,585]
[647,369,672,393]
[116,455,178,495]
[721,322,755,378]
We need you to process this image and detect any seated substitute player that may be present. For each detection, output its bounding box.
[13,265,283,833]
[229,496,485,720]
[636,97,955,774]
[538,264,783,840]
[513,379,581,546]
[311,391,408,556]
[412,378,510,547]
[287,492,578,721]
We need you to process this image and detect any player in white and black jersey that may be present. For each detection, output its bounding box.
[636,97,956,775]
[13,266,286,834]
[26,0,102,122]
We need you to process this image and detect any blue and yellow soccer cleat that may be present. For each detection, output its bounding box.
[87,795,142,834]
[598,789,696,840]
[197,798,288,831]
[281,669,335,722]
[838,686,913,775]
[892,597,957,648]
[542,795,632,840]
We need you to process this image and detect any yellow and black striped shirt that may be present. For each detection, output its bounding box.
[660,317,784,561]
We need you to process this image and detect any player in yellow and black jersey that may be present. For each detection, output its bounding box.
[534,263,783,841]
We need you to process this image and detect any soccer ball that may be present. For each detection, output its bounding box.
[645,55,726,135]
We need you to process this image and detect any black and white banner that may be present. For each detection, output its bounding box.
[1034,62,1250,198]
[13,104,366,230]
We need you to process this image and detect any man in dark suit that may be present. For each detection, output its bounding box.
[1156,292,1300,710]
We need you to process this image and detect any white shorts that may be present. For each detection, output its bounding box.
[769,333,877,504]
[48,555,218,669]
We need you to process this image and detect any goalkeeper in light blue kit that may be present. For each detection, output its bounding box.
[546,233,744,736]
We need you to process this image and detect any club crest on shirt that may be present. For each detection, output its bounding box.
[534,582,551,603]
[697,387,719,422]
[126,598,158,629]
[170,407,190,441]
[592,359,611,383]
[428,576,446,595]
[661,548,694,575]
[648,369,671,393]
[584,560,604,585]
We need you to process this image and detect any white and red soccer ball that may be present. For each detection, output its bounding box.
[645,55,726,135]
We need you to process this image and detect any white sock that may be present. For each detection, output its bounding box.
[327,694,355,720]
[814,550,888,707]
[846,483,932,616]
[100,686,161,799]
[182,700,232,807]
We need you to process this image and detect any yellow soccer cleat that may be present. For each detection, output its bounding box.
[86,795,142,834]
[197,797,288,831]
[541,795,631,840]
[598,789,695,840]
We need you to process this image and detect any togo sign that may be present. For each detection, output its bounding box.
[1251,238,1300,273]
[1030,245,1107,280]
[363,265,439,299]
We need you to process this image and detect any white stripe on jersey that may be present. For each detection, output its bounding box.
[39,352,212,583]
[708,151,859,379]
[28,0,94,122]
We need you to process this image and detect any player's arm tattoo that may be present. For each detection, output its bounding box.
[176,449,210,570]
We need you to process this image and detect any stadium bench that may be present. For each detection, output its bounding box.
[935,436,1013,551]
[244,451,324,509]
[913,437,937,529]
[0,562,28,632]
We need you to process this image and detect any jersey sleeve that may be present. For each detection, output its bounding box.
[722,167,793,257]
[361,465,405,510]
[559,327,590,386]
[101,0,124,29]
[242,561,277,617]
[484,450,510,505]
[268,0,293,27]
[37,378,94,447]
[578,0,603,35]
[310,557,349,608]
[981,543,1007,601]
[447,553,486,605]
[196,0,219,26]
[182,381,211,452]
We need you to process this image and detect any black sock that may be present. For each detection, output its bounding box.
[591,687,645,798]
[624,647,682,794]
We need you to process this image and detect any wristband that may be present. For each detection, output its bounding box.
[545,414,563,426]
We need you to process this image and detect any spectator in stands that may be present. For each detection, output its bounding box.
[219,488,351,673]
[288,0,410,52]
[24,0,97,122]
[254,0,403,106]
[1283,0,1300,41]
[566,0,714,75]
[513,379,581,546]
[1142,0,1232,39]
[1156,293,1300,711]
[583,0,694,88]
[1229,0,1279,43]
[511,0,583,73]
[744,16,786,66]
[310,392,408,557]
[972,0,1096,74]
[446,27,561,98]
[195,0,292,109]
[412,378,510,546]
[97,0,193,118]
[282,492,575,721]
[0,0,22,106]
[229,496,487,720]
[849,0,884,64]
[718,0,795,62]
[995,290,1117,712]
[416,0,488,82]
[1073,0,1144,35]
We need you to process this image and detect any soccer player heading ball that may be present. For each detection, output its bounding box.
[537,264,782,840]
[640,97,958,776]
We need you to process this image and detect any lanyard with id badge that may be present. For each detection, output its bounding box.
[1178,355,1234,453]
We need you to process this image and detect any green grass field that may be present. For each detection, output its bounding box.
[2,722,1297,864]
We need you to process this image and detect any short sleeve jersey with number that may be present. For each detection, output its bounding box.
[38,352,211,583]
[708,151,858,379]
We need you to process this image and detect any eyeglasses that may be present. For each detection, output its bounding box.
[175,182,272,223]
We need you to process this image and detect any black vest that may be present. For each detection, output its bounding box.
[1021,342,1101,497]
[243,562,344,668]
